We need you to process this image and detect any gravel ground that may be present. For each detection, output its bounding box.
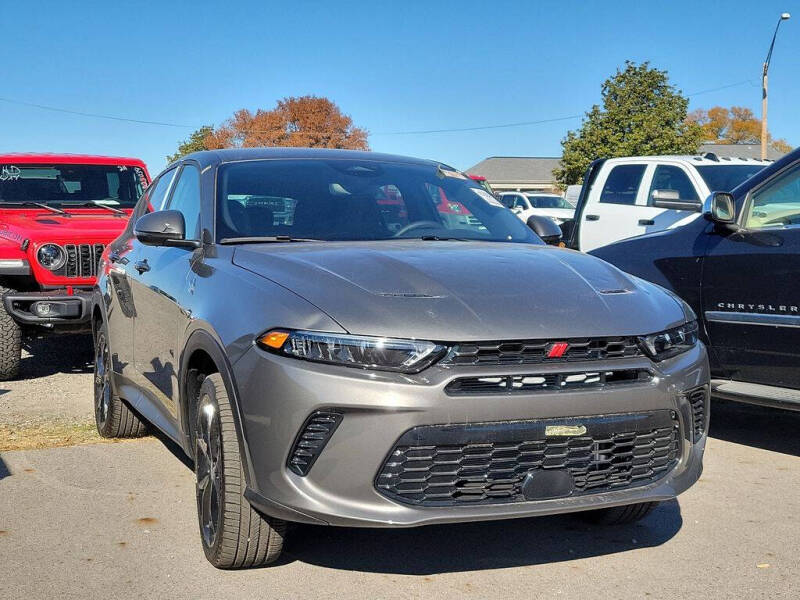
[0,334,94,428]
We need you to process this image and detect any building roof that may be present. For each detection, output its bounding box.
[698,142,786,161]
[466,156,561,183]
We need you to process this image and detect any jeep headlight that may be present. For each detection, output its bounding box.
[639,321,699,361]
[257,330,446,373]
[37,244,66,271]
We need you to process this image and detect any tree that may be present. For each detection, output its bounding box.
[167,125,214,163]
[687,105,793,153]
[555,61,702,185]
[204,96,369,150]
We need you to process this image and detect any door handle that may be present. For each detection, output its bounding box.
[586,214,600,221]
[134,259,150,274]
[638,219,655,226]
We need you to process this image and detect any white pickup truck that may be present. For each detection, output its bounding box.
[568,154,769,252]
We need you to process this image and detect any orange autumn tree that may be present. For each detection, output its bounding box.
[204,96,369,151]
[687,106,792,153]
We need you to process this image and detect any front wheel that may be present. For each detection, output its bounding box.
[194,373,286,569]
[93,320,146,438]
[0,285,22,380]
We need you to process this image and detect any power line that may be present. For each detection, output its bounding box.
[0,77,759,137]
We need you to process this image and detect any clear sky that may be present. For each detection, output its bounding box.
[1,0,797,175]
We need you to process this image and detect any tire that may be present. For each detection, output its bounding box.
[0,285,22,381]
[193,373,286,569]
[581,501,659,525]
[93,320,147,438]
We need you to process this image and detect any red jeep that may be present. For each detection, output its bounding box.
[0,154,150,379]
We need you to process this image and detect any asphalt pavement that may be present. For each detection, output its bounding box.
[1,398,799,599]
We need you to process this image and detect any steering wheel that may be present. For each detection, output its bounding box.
[393,220,444,237]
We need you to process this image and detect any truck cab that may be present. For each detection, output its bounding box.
[0,154,150,379]
[570,154,768,252]
[591,146,800,411]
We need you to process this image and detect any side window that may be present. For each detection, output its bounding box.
[514,197,529,210]
[745,165,800,229]
[144,168,177,215]
[648,165,699,204]
[599,165,646,205]
[166,165,201,240]
[500,194,516,209]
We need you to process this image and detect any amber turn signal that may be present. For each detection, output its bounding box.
[258,330,290,349]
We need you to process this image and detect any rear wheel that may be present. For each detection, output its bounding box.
[581,501,659,525]
[194,373,286,569]
[93,320,146,438]
[0,285,22,380]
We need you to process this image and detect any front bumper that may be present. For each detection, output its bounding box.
[2,289,92,326]
[234,343,709,527]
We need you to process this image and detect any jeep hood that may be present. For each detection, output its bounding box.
[0,211,130,246]
[232,241,685,341]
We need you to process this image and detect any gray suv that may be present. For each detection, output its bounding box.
[92,148,708,569]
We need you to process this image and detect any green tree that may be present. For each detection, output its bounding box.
[167,125,214,163]
[555,61,702,185]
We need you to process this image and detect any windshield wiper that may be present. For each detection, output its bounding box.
[219,236,322,244]
[62,201,126,215]
[417,235,472,241]
[0,201,69,216]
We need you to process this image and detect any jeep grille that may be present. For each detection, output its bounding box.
[63,244,105,278]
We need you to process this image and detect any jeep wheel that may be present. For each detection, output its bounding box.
[194,373,286,569]
[93,322,146,438]
[581,501,659,525]
[0,285,22,381]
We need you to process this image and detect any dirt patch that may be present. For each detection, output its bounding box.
[135,517,159,526]
[0,422,122,451]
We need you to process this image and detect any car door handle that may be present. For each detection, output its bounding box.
[638,219,655,226]
[134,259,150,274]
[586,214,600,221]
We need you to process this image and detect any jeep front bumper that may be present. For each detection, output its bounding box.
[2,290,92,326]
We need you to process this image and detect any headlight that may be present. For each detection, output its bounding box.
[257,330,446,373]
[37,244,66,271]
[639,321,699,361]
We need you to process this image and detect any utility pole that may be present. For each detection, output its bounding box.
[761,13,791,160]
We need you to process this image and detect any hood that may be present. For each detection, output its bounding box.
[232,241,685,341]
[0,209,129,246]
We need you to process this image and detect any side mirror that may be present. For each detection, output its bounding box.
[526,215,562,245]
[651,189,702,212]
[511,206,523,213]
[704,191,737,226]
[134,210,199,248]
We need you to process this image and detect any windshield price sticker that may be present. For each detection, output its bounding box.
[471,187,504,207]
[0,166,21,181]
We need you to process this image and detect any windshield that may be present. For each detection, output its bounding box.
[695,165,765,193]
[216,159,540,244]
[525,194,571,209]
[0,163,145,208]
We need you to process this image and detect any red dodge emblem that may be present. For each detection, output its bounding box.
[546,342,569,358]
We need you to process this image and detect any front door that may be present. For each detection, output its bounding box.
[702,159,800,389]
[130,164,202,424]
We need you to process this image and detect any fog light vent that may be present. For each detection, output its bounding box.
[685,386,709,440]
[287,411,343,476]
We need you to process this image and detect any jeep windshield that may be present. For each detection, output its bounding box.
[696,164,765,193]
[216,159,540,244]
[0,164,145,208]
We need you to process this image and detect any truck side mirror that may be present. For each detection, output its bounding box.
[704,192,737,226]
[651,189,702,212]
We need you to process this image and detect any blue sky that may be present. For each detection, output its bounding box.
[1,0,797,174]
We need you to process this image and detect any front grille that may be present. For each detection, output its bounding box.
[685,386,708,440]
[376,411,680,506]
[446,369,652,395]
[441,337,643,366]
[64,244,104,278]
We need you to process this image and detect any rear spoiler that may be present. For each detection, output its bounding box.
[567,158,606,250]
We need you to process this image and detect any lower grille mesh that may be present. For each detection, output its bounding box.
[376,412,681,506]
